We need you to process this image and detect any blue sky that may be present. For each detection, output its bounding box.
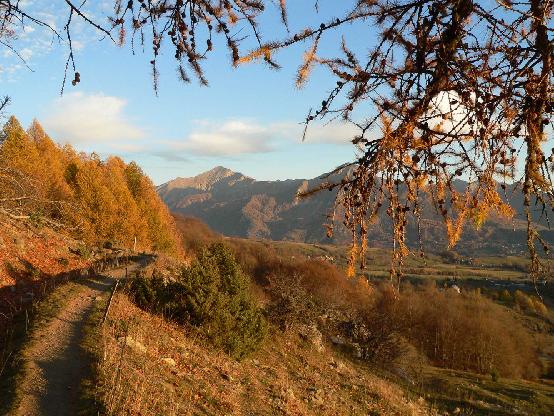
[1,1,372,184]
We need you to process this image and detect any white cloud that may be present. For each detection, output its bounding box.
[185,120,275,156]
[19,48,33,61]
[155,118,357,160]
[59,116,359,162]
[43,92,145,144]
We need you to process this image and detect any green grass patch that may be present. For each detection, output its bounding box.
[412,366,554,415]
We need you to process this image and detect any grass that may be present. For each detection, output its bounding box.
[410,366,554,416]
[94,292,432,415]
[80,285,110,416]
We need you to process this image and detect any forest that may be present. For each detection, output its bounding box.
[0,116,180,254]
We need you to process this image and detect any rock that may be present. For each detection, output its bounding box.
[392,367,414,385]
[330,335,347,346]
[352,342,362,358]
[161,382,175,392]
[13,237,24,248]
[317,314,329,326]
[298,324,324,352]
[329,359,347,373]
[282,387,295,401]
[118,336,147,353]
[161,357,177,367]
[307,387,324,405]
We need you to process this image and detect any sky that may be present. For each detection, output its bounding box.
[0,1,373,184]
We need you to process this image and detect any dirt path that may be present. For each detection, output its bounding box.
[12,262,146,416]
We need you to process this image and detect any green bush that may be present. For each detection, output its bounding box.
[128,243,267,359]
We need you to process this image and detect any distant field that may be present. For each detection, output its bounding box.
[225,238,554,310]
[413,367,554,416]
[248,239,551,281]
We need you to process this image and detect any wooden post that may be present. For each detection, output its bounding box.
[103,280,119,323]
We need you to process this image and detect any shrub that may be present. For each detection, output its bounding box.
[386,283,540,378]
[173,214,220,255]
[228,239,372,312]
[514,290,535,313]
[266,273,319,331]
[76,244,92,259]
[344,284,406,365]
[128,243,267,359]
[499,289,513,303]
[531,297,548,316]
[127,275,166,312]
[57,257,70,267]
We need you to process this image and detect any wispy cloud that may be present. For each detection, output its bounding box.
[182,119,276,156]
[42,92,145,144]
[152,118,357,161]
[286,120,359,145]
[0,2,112,82]
[19,48,33,61]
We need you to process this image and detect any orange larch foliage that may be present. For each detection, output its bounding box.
[0,116,181,255]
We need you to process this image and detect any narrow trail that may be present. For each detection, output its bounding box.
[12,260,147,416]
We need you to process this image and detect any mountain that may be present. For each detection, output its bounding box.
[157,167,554,256]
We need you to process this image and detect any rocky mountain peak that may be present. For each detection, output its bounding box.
[160,166,252,192]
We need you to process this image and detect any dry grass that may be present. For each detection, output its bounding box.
[0,213,90,290]
[96,293,433,415]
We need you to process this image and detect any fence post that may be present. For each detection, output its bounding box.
[103,280,119,324]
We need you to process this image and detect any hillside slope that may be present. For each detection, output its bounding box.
[158,167,554,256]
[97,292,433,415]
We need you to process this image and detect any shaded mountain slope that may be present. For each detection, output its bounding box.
[158,167,554,256]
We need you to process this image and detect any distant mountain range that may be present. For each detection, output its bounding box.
[157,166,554,256]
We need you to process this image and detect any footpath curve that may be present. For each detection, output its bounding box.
[11,258,150,416]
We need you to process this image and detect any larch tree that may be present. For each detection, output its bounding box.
[0,116,43,216]
[27,120,74,218]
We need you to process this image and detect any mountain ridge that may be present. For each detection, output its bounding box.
[158,167,554,256]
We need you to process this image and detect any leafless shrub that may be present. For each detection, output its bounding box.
[358,283,542,378]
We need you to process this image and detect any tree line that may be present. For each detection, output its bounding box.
[0,116,180,254]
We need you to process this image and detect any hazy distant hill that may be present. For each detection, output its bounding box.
[158,166,554,256]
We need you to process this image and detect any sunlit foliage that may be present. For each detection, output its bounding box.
[0,116,180,253]
[242,1,554,281]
